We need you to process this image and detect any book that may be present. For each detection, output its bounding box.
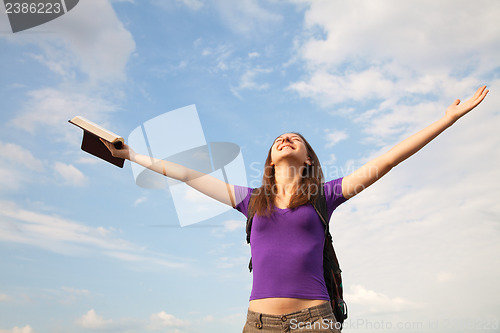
[69,116,125,168]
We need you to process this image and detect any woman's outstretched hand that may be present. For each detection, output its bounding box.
[100,138,135,161]
[445,85,489,122]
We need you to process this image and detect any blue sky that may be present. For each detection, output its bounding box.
[1,1,499,332]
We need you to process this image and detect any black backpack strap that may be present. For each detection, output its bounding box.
[246,188,259,272]
[311,184,342,275]
[313,183,348,326]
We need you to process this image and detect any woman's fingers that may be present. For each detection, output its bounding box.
[100,138,119,157]
[100,138,112,151]
[471,86,489,108]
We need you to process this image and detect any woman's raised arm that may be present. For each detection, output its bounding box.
[101,140,236,207]
[341,86,489,199]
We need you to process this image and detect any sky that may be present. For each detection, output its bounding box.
[0,0,499,332]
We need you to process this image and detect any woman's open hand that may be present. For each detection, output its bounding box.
[100,139,135,161]
[445,85,489,122]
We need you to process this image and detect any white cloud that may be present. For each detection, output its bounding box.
[216,256,248,269]
[181,0,204,10]
[0,326,34,333]
[0,294,11,302]
[289,69,396,107]
[324,129,348,148]
[290,1,500,107]
[105,251,186,269]
[0,200,130,254]
[200,43,234,73]
[134,196,148,206]
[11,87,118,142]
[345,285,422,314]
[0,141,44,191]
[148,311,189,330]
[203,315,214,322]
[53,162,87,187]
[298,0,500,71]
[213,0,281,35]
[0,142,43,171]
[61,286,90,296]
[0,166,24,192]
[222,219,244,232]
[59,286,90,305]
[231,67,273,97]
[35,0,135,82]
[76,156,102,165]
[151,0,204,11]
[1,1,135,82]
[238,68,272,90]
[76,309,113,330]
[0,200,187,269]
[0,142,45,192]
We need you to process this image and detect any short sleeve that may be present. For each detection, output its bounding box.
[233,185,253,217]
[324,177,348,217]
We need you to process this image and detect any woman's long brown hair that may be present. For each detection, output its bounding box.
[249,133,324,217]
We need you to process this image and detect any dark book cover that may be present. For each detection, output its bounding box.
[81,130,125,168]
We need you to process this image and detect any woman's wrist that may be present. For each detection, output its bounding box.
[128,149,137,162]
[442,113,458,127]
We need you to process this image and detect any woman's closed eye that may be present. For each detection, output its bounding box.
[275,136,302,144]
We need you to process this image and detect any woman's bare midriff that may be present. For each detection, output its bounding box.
[249,298,328,315]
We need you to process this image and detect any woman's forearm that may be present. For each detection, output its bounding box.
[342,114,456,199]
[130,152,203,182]
[101,140,236,206]
[384,114,455,168]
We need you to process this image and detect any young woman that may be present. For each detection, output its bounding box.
[103,86,488,332]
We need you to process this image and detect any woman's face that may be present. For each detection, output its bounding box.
[270,133,311,166]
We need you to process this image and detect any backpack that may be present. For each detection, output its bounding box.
[245,186,348,328]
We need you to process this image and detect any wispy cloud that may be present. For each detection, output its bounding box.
[0,201,188,269]
[213,0,282,35]
[74,309,189,332]
[11,87,119,143]
[290,1,500,109]
[0,1,135,83]
[201,42,234,73]
[0,142,43,171]
[0,141,45,192]
[231,67,273,98]
[151,0,204,11]
[345,284,422,314]
[148,311,190,330]
[324,129,348,148]
[75,309,113,330]
[0,326,35,333]
[53,162,87,187]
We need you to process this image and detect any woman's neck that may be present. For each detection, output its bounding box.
[273,163,304,197]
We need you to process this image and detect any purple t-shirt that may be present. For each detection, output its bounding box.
[234,177,347,301]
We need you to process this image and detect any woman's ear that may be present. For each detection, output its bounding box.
[305,157,312,166]
[270,161,275,166]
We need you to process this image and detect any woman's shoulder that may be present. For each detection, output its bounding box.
[323,177,347,202]
[233,185,254,216]
[234,184,253,198]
